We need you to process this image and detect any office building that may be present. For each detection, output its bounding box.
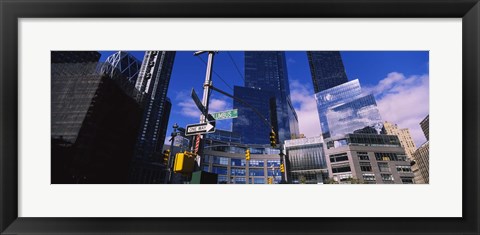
[200,130,282,184]
[324,133,414,184]
[133,51,176,160]
[284,136,328,184]
[103,51,142,83]
[129,51,176,183]
[232,86,276,145]
[413,115,430,184]
[234,51,299,144]
[384,121,417,160]
[420,115,429,141]
[315,79,384,140]
[307,51,348,93]
[51,61,144,183]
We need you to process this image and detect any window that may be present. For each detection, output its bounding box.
[249,168,264,176]
[231,168,245,176]
[401,176,414,184]
[360,162,372,172]
[362,173,376,182]
[329,153,348,163]
[202,165,209,172]
[381,174,394,182]
[357,152,370,161]
[231,158,246,166]
[249,159,264,167]
[212,166,228,175]
[375,152,397,161]
[234,177,246,184]
[378,162,390,172]
[332,163,351,173]
[396,165,412,172]
[213,156,228,165]
[267,160,280,167]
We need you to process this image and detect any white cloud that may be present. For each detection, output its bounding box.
[366,72,429,147]
[175,90,232,119]
[209,98,230,112]
[289,80,322,138]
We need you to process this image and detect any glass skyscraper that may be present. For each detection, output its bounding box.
[133,51,176,160]
[233,51,299,144]
[232,86,276,145]
[103,51,142,84]
[315,79,383,139]
[307,51,348,93]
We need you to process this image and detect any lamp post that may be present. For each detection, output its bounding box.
[165,123,179,184]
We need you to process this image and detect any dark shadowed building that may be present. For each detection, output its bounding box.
[51,60,145,184]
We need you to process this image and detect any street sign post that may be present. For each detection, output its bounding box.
[185,122,216,136]
[211,109,238,120]
[191,88,207,117]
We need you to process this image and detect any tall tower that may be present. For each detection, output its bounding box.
[134,51,176,159]
[103,51,142,84]
[51,56,144,183]
[384,121,417,160]
[234,51,299,144]
[413,115,429,184]
[307,51,348,93]
[315,79,384,139]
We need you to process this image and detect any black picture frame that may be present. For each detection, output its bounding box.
[1,0,479,234]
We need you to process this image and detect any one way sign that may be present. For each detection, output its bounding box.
[185,122,216,136]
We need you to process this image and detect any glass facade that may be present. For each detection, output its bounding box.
[234,51,299,144]
[201,134,282,184]
[326,133,402,149]
[315,79,383,139]
[232,86,276,145]
[133,51,176,160]
[103,51,142,84]
[285,136,328,184]
[307,51,349,93]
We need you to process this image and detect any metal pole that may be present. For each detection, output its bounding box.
[279,144,286,184]
[166,123,178,183]
[200,51,215,124]
[193,51,216,167]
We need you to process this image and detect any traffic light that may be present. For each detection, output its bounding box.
[163,149,170,164]
[245,149,251,161]
[269,130,276,148]
[280,163,285,173]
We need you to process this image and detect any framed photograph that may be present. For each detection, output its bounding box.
[1,0,478,234]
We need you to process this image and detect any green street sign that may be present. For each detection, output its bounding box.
[211,109,238,120]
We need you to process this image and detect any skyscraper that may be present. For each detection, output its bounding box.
[232,86,276,145]
[51,60,144,183]
[103,51,142,84]
[233,51,299,144]
[413,115,429,184]
[315,79,384,139]
[133,51,176,160]
[307,51,348,93]
[384,121,417,160]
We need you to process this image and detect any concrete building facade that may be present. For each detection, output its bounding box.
[324,134,415,184]
[384,121,417,161]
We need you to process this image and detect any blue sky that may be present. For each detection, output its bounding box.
[99,51,429,147]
